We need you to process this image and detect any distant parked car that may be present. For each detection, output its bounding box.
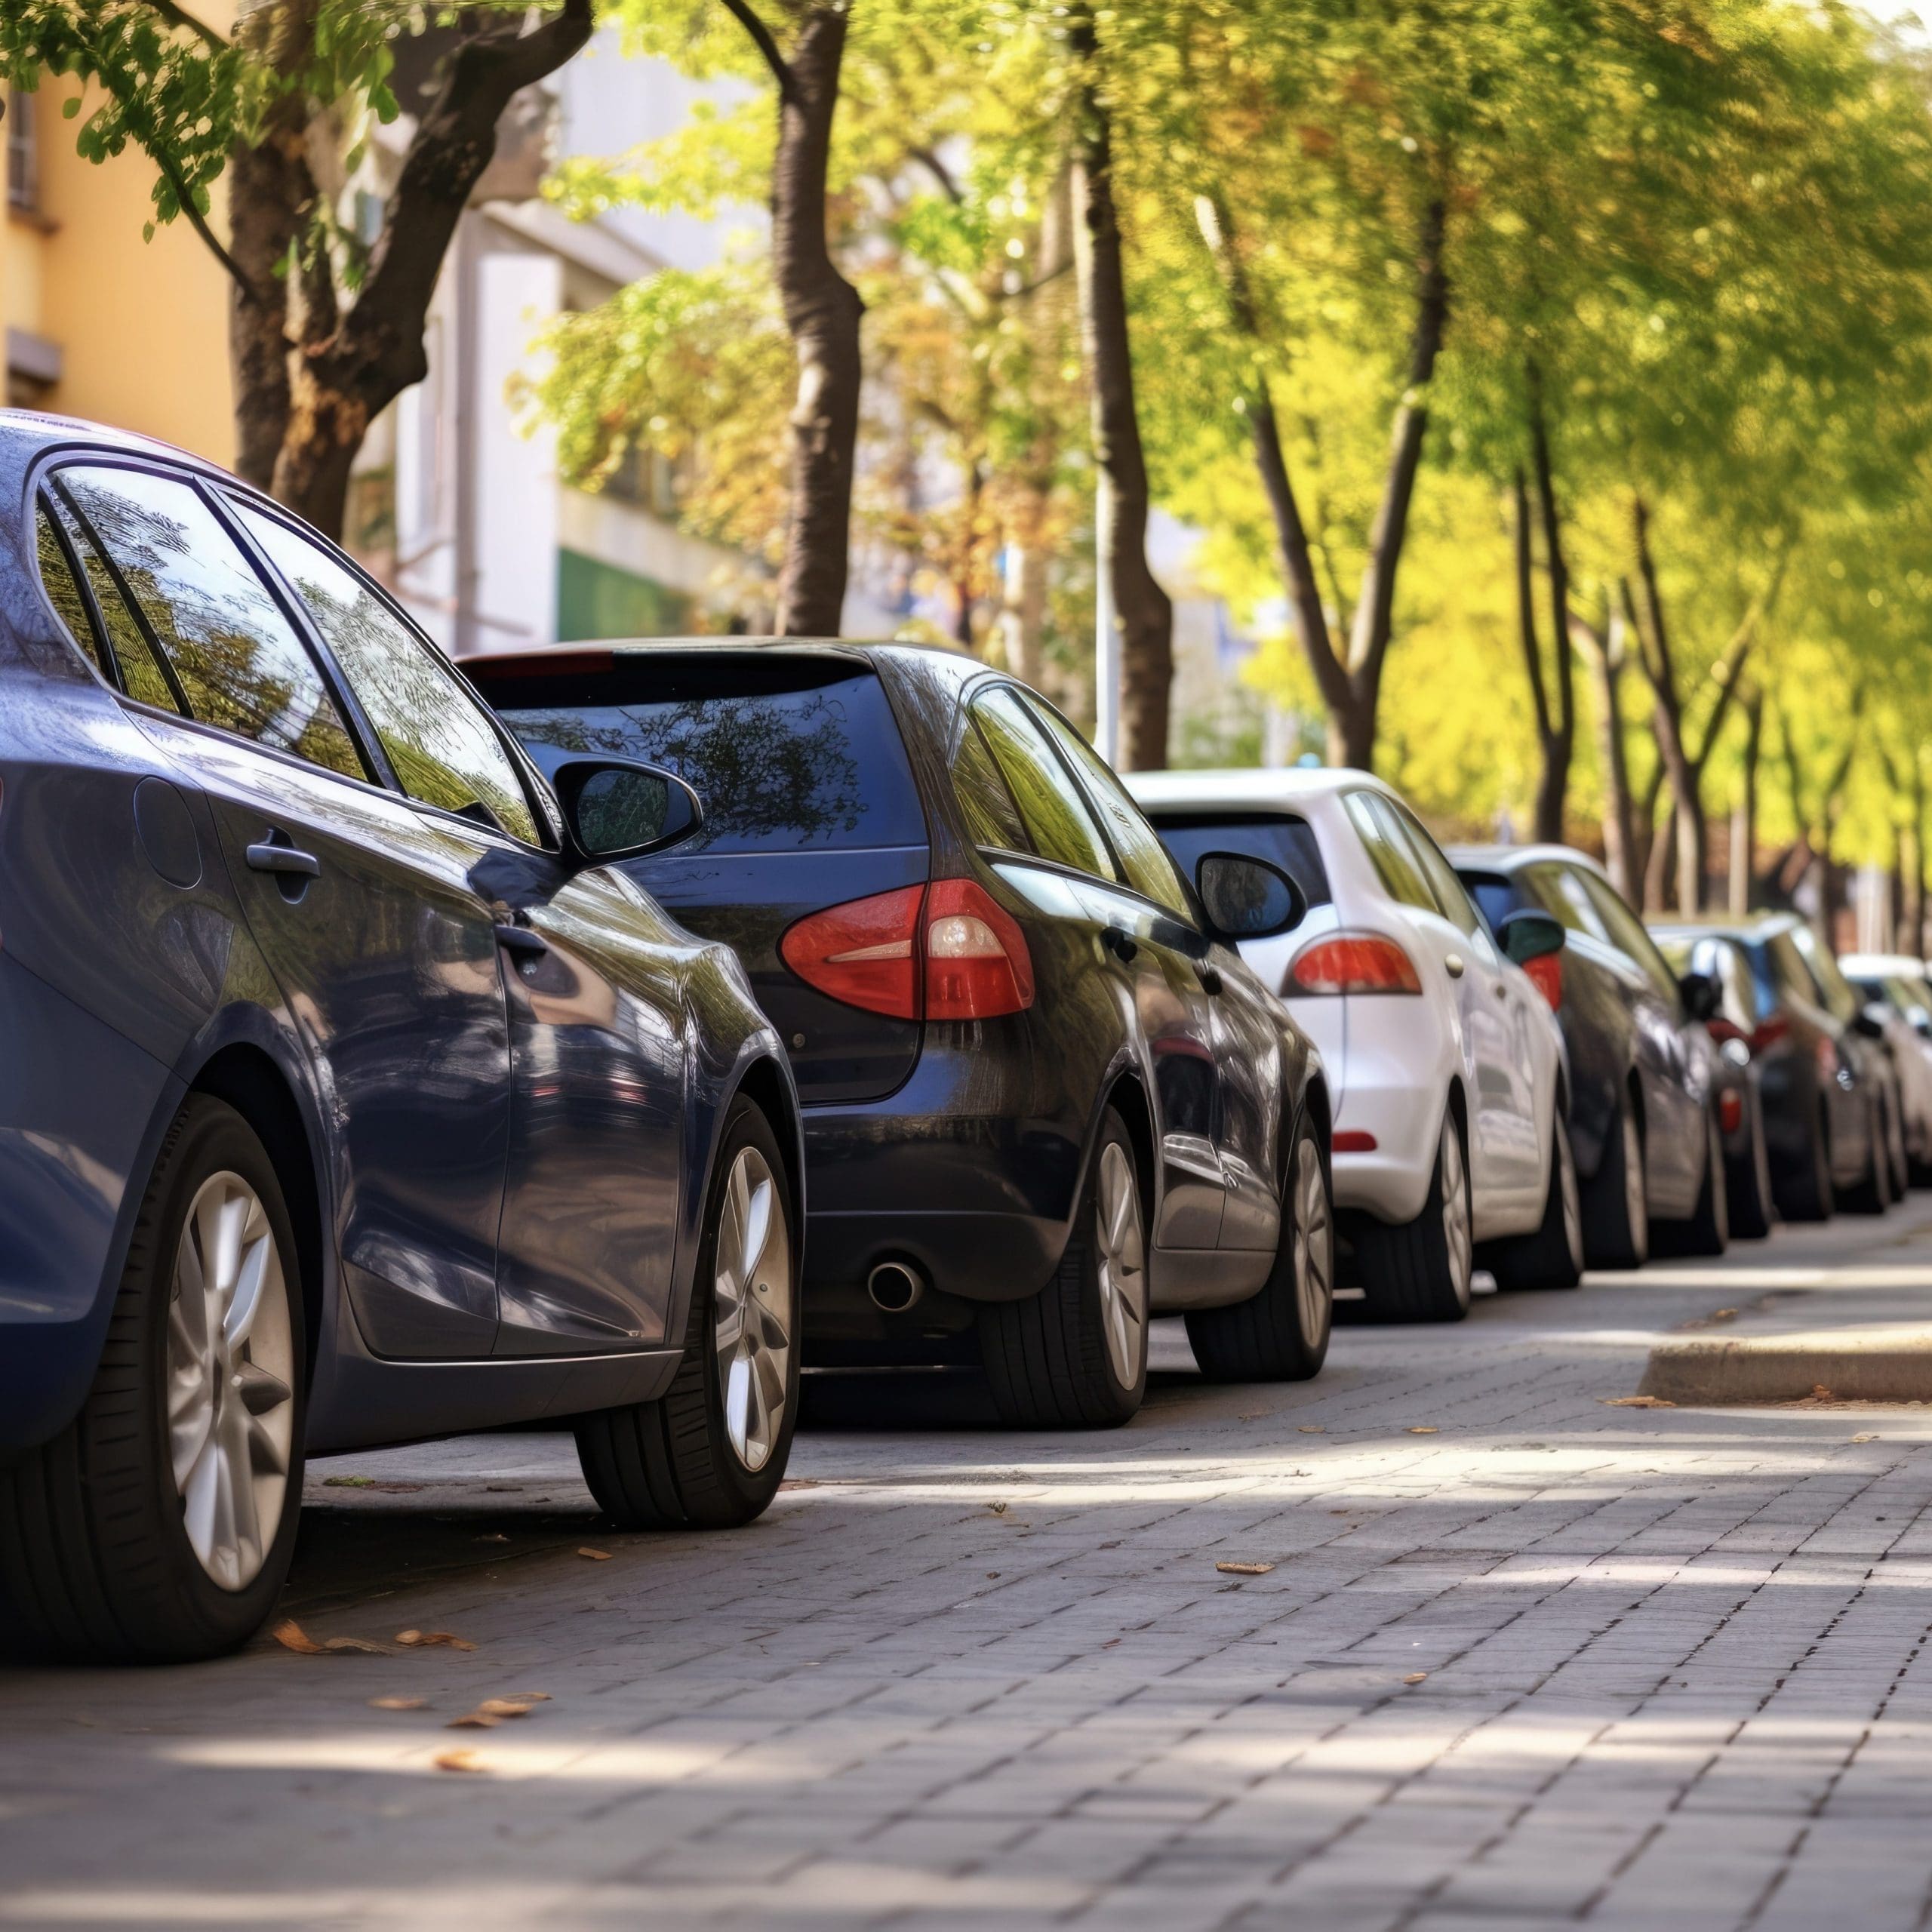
[1127,770,1577,1323]
[1651,915,1897,1219]
[472,645,1333,1423]
[0,414,805,1663]
[1841,953,1932,1184]
[1451,847,1740,1257]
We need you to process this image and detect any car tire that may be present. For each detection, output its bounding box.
[577,1098,798,1529]
[1488,1114,1584,1291]
[1727,1088,1776,1240]
[1842,1097,1894,1217]
[980,1107,1148,1427]
[0,1097,306,1665]
[1581,1089,1649,1270]
[1670,1107,1730,1257]
[1885,1084,1911,1201]
[1187,1112,1333,1381]
[1777,1103,1835,1223]
[1355,1111,1472,1323]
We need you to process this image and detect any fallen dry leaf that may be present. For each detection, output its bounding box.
[987,1502,1008,1515]
[272,1620,394,1657]
[369,1696,429,1712]
[1713,1309,1737,1320]
[395,1629,478,1652]
[432,1749,487,1774]
[1406,1426,1439,1435]
[1297,1425,1325,1434]
[1852,1432,1881,1444]
[1215,1561,1276,1577]
[778,1478,824,1491]
[577,1547,612,1561]
[1601,1395,1675,1409]
[449,1693,549,1729]
[1402,1672,1428,1685]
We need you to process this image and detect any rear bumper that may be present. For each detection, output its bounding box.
[1321,1001,1444,1226]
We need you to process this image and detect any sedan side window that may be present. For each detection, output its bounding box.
[59,466,366,780]
[45,485,185,716]
[1578,870,1679,1002]
[950,714,1032,855]
[1524,862,1609,943]
[1386,799,1482,939]
[236,503,540,846]
[1025,697,1192,918]
[34,500,109,680]
[971,686,1117,881]
[1341,789,1436,913]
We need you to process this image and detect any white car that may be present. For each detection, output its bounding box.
[1127,768,1578,1321]
[1841,952,1932,1182]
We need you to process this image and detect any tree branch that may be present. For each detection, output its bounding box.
[143,0,227,51]
[908,142,962,205]
[719,0,795,100]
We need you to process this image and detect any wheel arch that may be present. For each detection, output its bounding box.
[1103,1068,1158,1229]
[728,1052,805,1228]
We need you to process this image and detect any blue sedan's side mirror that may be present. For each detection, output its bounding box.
[550,758,703,863]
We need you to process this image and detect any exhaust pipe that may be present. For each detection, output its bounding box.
[867,1260,925,1314]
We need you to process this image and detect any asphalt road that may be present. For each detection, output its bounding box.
[7,1200,1932,1930]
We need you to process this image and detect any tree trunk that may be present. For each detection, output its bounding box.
[1907,756,1927,955]
[1527,373,1573,841]
[1644,798,1676,914]
[1072,14,1170,769]
[1513,468,1559,839]
[1626,503,1706,912]
[1575,603,1638,898]
[1730,688,1761,918]
[1340,198,1449,763]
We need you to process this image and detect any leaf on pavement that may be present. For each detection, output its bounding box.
[1402,1672,1428,1684]
[432,1749,487,1774]
[370,1696,429,1712]
[272,1620,395,1657]
[1215,1561,1276,1577]
[578,1546,613,1561]
[1601,1395,1675,1408]
[987,1502,1008,1515]
[1297,1425,1325,1434]
[1852,1432,1881,1443]
[396,1629,478,1651]
[1406,1426,1439,1435]
[448,1694,547,1730]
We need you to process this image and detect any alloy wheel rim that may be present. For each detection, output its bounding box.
[1558,1126,1583,1272]
[1624,1112,1647,1238]
[165,1172,294,1592]
[1294,1137,1332,1344]
[713,1146,792,1474]
[1441,1125,1472,1294]
[1095,1141,1147,1388]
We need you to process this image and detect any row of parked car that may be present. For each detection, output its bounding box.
[2,411,1921,1664]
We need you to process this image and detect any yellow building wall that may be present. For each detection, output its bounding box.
[4,2,237,464]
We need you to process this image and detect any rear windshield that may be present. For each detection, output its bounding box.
[477,654,925,856]
[1145,812,1332,908]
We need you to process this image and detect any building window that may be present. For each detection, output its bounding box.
[7,86,38,216]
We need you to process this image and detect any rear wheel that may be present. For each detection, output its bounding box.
[1842,1097,1894,1217]
[1727,1086,1776,1240]
[1669,1106,1730,1257]
[1776,1103,1835,1223]
[577,1098,798,1528]
[0,1097,305,1663]
[1489,1113,1584,1291]
[980,1108,1147,1427]
[1582,1091,1648,1270]
[1187,1114,1333,1381]
[1355,1112,1472,1323]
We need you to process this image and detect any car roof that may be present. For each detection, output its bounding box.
[0,406,229,477]
[1122,766,1390,810]
[1445,841,1608,878]
[1648,912,1801,944]
[460,634,987,690]
[1842,953,1930,977]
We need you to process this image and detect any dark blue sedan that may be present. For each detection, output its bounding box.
[0,413,804,1663]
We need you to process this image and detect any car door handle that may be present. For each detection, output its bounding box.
[1101,925,1138,964]
[494,923,549,961]
[1201,968,1223,996]
[245,841,320,879]
[1445,952,1466,979]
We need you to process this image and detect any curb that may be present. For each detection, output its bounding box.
[1638,1328,1932,1406]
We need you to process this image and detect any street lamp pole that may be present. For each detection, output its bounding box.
[1094,473,1121,765]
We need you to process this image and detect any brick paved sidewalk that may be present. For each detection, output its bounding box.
[5,1202,1932,1930]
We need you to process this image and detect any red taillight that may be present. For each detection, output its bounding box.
[1708,1016,1746,1046]
[780,884,923,1019]
[780,880,1034,1022]
[1750,1014,1790,1053]
[1333,1129,1379,1153]
[1286,934,1422,996]
[1719,1090,1743,1134]
[1524,952,1562,1011]
[923,878,1034,1020]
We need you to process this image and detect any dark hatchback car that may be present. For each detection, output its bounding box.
[471,642,1333,1427]
[0,414,804,1663]
[1449,845,1732,1261]
[1651,915,1897,1219]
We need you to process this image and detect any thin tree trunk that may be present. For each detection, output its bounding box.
[1909,757,1927,955]
[1645,799,1676,914]
[1072,12,1171,768]
[1339,198,1448,768]
[1512,469,1562,841]
[1730,688,1761,918]
[1625,504,1705,912]
[1573,602,1638,898]
[1527,371,1573,841]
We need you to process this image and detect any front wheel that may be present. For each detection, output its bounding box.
[577,1098,798,1529]
[1488,1112,1584,1290]
[980,1107,1148,1427]
[1668,1106,1730,1257]
[1842,1096,1895,1217]
[1582,1092,1648,1270]
[1727,1086,1776,1240]
[1355,1111,1472,1322]
[0,1096,306,1663]
[1187,1113,1333,1381]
